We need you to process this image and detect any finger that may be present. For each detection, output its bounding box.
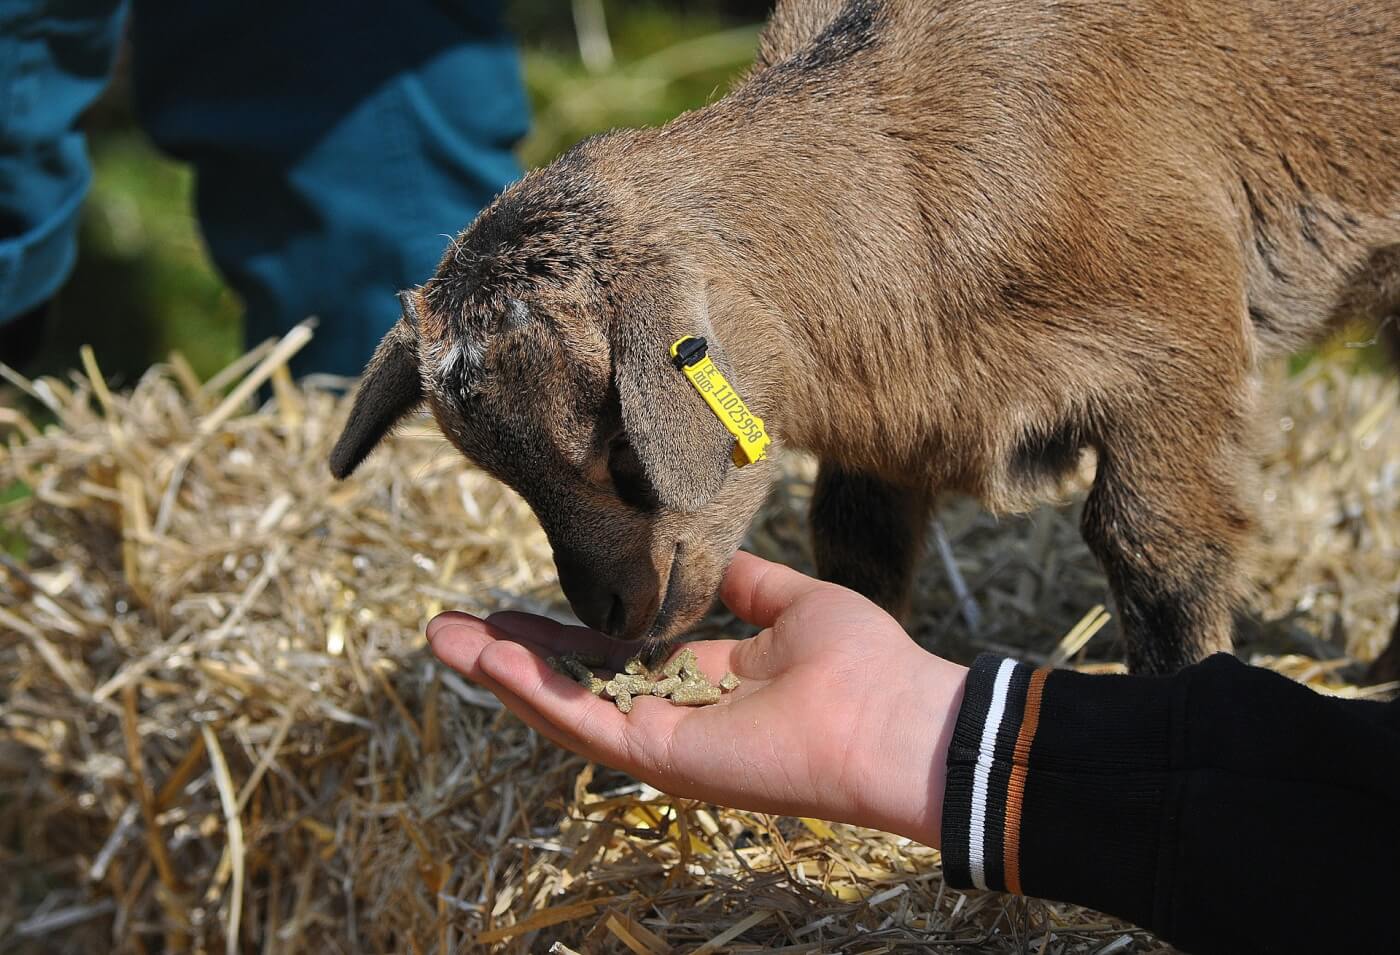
[483,612,749,682]
[434,620,768,798]
[485,611,636,668]
[430,616,632,757]
[426,612,493,678]
[468,662,616,764]
[475,639,676,764]
[441,610,684,671]
[478,647,741,805]
[718,551,834,629]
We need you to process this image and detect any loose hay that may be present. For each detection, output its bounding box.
[0,328,1395,953]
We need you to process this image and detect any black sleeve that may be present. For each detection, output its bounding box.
[939,653,1400,955]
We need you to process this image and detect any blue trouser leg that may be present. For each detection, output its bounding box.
[0,0,126,326]
[128,1,528,377]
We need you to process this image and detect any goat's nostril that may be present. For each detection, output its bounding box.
[606,594,627,637]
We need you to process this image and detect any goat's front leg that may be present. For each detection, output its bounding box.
[1081,406,1255,675]
[810,463,934,619]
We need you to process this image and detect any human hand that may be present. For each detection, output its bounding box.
[428,551,968,846]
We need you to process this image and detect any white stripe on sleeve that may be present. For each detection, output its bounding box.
[969,657,1017,891]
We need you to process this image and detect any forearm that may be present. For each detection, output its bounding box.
[937,653,1400,954]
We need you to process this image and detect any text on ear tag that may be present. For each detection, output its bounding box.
[669,336,771,467]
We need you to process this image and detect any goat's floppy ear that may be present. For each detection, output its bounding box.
[612,285,738,512]
[329,320,422,479]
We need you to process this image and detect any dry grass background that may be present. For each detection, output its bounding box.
[1,326,1395,953]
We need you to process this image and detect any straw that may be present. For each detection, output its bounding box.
[0,339,1394,953]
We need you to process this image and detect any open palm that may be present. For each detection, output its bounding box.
[428,552,966,845]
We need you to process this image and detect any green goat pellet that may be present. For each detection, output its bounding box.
[663,648,698,680]
[670,680,722,706]
[651,676,682,697]
[550,648,738,713]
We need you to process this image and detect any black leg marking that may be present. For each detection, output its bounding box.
[810,464,932,617]
[1079,451,1246,675]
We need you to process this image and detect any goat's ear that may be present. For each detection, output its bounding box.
[329,320,422,479]
[612,285,736,512]
[397,289,423,329]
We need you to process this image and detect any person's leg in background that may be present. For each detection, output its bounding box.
[0,0,127,370]
[128,1,528,378]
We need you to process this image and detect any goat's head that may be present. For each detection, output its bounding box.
[329,167,775,650]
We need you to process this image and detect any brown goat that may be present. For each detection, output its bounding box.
[330,0,1400,676]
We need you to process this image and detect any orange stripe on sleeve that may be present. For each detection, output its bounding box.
[1003,666,1050,896]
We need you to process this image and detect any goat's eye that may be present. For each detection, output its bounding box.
[606,434,659,511]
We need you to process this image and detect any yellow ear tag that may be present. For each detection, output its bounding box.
[669,336,772,468]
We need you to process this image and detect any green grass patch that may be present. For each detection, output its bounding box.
[1288,324,1391,377]
[0,480,32,561]
[520,10,758,166]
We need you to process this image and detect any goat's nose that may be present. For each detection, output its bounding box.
[555,553,627,637]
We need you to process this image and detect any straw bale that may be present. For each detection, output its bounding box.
[0,328,1395,953]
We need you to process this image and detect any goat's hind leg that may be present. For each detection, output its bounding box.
[1080,407,1255,675]
[810,463,934,619]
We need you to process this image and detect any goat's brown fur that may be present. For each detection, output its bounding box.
[332,0,1400,675]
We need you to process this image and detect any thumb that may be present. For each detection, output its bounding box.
[719,551,833,629]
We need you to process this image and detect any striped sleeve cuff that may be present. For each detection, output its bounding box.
[940,654,1176,929]
[940,655,1050,894]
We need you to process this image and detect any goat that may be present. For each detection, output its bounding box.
[330,0,1400,676]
